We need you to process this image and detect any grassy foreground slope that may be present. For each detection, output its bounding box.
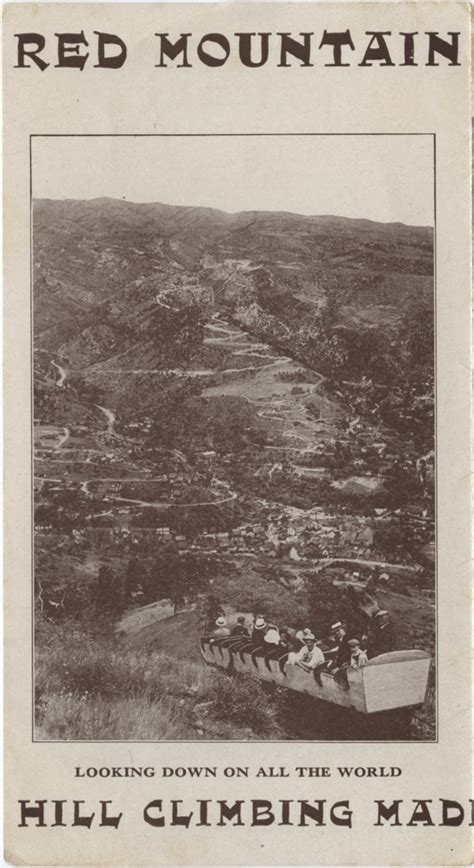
[35,618,282,740]
[35,611,434,742]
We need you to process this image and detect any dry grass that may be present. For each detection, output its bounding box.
[36,694,192,741]
[35,617,281,741]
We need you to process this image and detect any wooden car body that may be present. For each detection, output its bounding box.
[200,636,430,715]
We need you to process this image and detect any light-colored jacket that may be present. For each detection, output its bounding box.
[350,649,368,669]
[295,644,325,669]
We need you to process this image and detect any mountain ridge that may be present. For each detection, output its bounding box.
[33,196,434,406]
[33,196,433,231]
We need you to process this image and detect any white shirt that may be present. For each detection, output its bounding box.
[296,644,325,669]
[264,627,281,645]
[350,649,368,669]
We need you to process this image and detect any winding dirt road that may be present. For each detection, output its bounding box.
[51,360,67,387]
[95,405,116,436]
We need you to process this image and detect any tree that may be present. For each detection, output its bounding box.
[95,564,123,614]
[149,377,200,448]
[373,520,415,563]
[200,593,224,631]
[145,544,212,612]
[385,460,419,506]
[147,302,204,365]
[223,572,307,628]
[305,573,368,638]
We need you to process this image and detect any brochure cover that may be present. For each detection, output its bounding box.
[3,2,472,864]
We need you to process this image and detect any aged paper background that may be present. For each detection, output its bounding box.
[3,2,472,865]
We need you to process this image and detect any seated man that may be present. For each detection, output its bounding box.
[288,633,325,684]
[249,616,269,660]
[213,616,230,638]
[295,627,315,645]
[327,621,351,670]
[231,615,249,637]
[279,626,300,652]
[367,610,396,657]
[251,616,268,646]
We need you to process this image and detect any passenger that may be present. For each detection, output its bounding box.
[295,627,314,644]
[280,625,300,652]
[231,615,249,637]
[264,624,281,646]
[290,633,325,673]
[251,616,268,646]
[213,616,230,638]
[368,610,396,656]
[330,621,351,668]
[348,639,368,669]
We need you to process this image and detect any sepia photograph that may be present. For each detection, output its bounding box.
[32,133,435,742]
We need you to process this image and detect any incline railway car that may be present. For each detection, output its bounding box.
[200,635,431,718]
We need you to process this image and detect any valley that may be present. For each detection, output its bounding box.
[33,197,436,740]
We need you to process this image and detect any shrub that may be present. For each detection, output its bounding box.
[223,572,307,627]
[305,572,369,638]
[208,672,279,736]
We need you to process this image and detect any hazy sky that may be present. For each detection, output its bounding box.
[32,134,434,226]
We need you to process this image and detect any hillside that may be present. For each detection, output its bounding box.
[35,614,433,741]
[33,197,436,741]
[35,617,283,740]
[33,198,433,373]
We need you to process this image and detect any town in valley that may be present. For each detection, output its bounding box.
[34,198,435,741]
